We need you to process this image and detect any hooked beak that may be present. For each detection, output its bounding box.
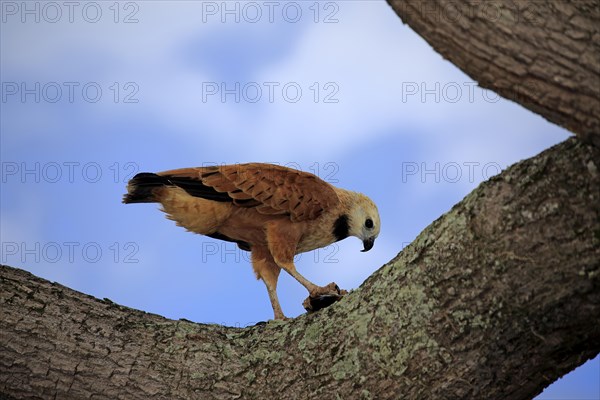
[361,237,375,252]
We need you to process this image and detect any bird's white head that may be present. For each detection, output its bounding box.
[343,192,380,252]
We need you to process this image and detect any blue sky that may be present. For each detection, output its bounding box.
[1,1,597,398]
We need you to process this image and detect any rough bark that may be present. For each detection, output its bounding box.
[1,137,599,399]
[387,0,600,147]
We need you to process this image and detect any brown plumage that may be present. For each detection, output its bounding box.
[123,163,380,320]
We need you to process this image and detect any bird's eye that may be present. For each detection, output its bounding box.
[365,218,374,229]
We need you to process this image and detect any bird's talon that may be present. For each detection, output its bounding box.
[303,283,348,313]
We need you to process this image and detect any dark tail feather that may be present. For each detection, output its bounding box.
[124,171,235,204]
[122,173,169,204]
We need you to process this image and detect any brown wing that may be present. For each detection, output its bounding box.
[159,163,339,222]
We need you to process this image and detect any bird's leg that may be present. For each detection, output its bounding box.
[252,248,287,320]
[265,222,327,295]
[265,222,346,313]
[276,261,346,313]
[277,262,319,294]
[276,261,342,298]
[266,283,286,320]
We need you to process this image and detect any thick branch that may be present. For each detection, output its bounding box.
[1,138,599,399]
[387,0,600,147]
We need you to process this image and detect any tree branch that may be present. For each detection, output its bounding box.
[2,137,599,399]
[387,0,600,147]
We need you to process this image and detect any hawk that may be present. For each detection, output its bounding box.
[123,163,380,320]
